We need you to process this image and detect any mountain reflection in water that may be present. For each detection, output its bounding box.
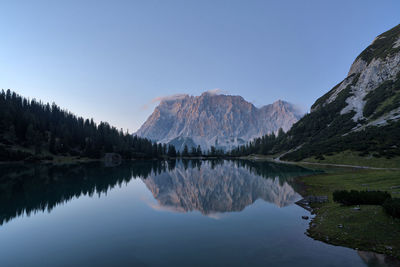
[0,160,316,224]
[143,160,304,214]
[0,160,398,267]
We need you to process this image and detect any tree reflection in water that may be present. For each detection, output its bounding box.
[0,160,315,225]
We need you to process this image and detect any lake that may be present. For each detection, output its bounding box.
[0,160,396,266]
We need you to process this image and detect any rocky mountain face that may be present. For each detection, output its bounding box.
[281,24,400,160]
[136,92,302,151]
[142,161,301,214]
[312,24,400,125]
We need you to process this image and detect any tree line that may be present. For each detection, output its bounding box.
[228,114,400,161]
[228,128,286,157]
[0,89,171,160]
[0,90,229,161]
[228,84,400,161]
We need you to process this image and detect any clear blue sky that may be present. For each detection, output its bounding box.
[1,0,399,132]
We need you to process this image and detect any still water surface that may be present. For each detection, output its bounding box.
[0,160,396,266]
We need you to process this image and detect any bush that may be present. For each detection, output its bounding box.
[333,190,391,205]
[383,198,400,218]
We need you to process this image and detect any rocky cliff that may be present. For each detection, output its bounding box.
[136,92,302,151]
[280,24,400,160]
[311,24,400,126]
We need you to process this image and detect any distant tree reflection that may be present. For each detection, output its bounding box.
[0,160,319,225]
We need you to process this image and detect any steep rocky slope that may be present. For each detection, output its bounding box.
[280,24,400,160]
[136,92,302,151]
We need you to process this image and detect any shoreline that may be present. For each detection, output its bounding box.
[238,154,400,170]
[1,156,399,259]
[237,155,400,260]
[294,169,400,260]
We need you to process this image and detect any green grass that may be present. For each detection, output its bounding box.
[304,150,400,168]
[372,91,400,119]
[308,204,400,256]
[299,169,400,258]
[301,169,400,194]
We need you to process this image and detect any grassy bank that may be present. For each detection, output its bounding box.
[303,150,400,168]
[299,169,400,258]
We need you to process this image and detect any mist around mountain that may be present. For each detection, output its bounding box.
[135,92,303,151]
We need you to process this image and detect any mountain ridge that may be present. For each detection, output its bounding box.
[235,24,400,161]
[135,92,303,151]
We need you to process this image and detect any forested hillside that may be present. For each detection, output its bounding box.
[0,90,165,161]
[231,24,400,161]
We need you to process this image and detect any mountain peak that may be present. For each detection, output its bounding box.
[281,23,400,161]
[272,99,287,106]
[348,24,400,77]
[200,89,227,96]
[135,93,302,150]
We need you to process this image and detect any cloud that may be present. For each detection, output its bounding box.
[140,89,229,110]
[140,93,188,110]
[152,94,188,103]
[204,88,229,95]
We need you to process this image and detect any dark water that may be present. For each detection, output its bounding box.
[0,160,397,266]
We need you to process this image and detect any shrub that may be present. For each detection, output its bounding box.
[383,198,400,218]
[333,190,391,205]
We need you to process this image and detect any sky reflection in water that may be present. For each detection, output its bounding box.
[0,160,396,267]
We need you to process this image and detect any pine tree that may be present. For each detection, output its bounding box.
[182,145,189,157]
[0,90,163,160]
[167,145,177,157]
